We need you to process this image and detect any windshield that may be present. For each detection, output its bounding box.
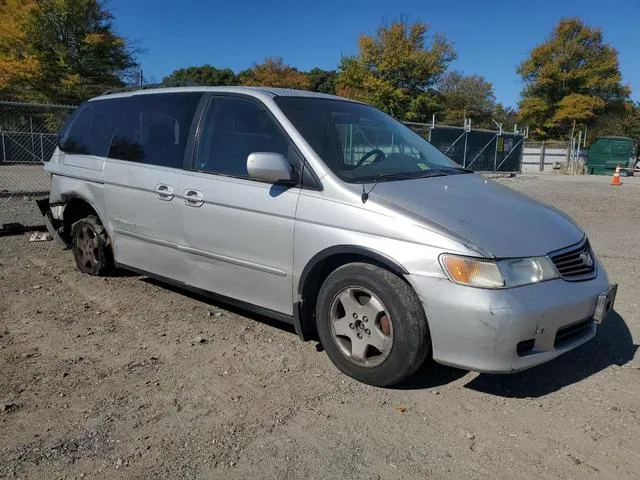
[275,97,463,183]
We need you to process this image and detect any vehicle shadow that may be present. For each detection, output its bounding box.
[141,277,297,335]
[109,267,139,278]
[464,310,637,398]
[395,360,468,390]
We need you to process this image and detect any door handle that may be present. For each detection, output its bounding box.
[184,189,204,207]
[156,184,174,201]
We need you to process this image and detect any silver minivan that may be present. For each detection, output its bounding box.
[43,86,617,386]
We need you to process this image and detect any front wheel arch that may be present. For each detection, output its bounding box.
[296,246,409,341]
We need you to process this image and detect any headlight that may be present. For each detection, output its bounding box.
[440,254,558,289]
[498,257,558,287]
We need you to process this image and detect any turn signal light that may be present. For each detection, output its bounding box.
[440,255,505,288]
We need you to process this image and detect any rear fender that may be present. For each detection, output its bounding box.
[35,198,68,248]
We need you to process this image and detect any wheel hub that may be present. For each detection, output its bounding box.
[329,286,394,367]
[74,225,100,271]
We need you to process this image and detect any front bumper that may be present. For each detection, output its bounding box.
[408,263,612,373]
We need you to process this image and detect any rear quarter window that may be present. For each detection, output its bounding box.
[108,92,202,169]
[59,99,121,156]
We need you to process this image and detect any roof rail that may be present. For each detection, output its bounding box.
[101,81,202,95]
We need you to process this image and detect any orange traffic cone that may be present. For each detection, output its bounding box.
[611,166,622,186]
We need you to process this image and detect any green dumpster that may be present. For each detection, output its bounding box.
[588,136,637,175]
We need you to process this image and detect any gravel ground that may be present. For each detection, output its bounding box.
[1,174,639,479]
[0,196,45,230]
[0,164,50,194]
[0,164,50,231]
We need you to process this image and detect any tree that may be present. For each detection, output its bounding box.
[162,65,236,86]
[240,57,310,90]
[622,103,640,140]
[437,71,496,127]
[0,0,138,103]
[235,68,253,85]
[336,20,455,121]
[0,0,39,98]
[308,68,336,94]
[518,18,630,138]
[589,101,640,141]
[493,103,519,132]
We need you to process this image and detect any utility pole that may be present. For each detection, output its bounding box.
[139,67,143,86]
[576,130,582,175]
[570,120,576,143]
[583,125,587,148]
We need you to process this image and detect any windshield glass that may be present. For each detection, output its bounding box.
[275,97,463,183]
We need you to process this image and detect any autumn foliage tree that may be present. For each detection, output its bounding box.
[240,57,310,90]
[437,71,496,128]
[0,0,39,97]
[336,20,455,121]
[518,18,629,138]
[0,0,138,103]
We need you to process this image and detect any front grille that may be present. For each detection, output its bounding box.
[550,240,596,280]
[554,318,593,348]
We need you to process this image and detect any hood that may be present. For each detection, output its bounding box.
[368,174,583,258]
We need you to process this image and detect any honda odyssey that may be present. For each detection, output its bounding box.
[42,86,617,386]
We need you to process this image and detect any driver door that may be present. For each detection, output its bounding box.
[180,95,303,315]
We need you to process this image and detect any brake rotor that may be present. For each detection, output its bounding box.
[379,314,391,336]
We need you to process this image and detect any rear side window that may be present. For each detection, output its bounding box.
[59,99,121,156]
[108,92,202,168]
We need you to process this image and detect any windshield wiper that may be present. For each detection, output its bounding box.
[355,171,445,184]
[355,173,415,183]
[437,166,474,174]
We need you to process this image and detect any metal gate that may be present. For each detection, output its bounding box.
[404,121,525,173]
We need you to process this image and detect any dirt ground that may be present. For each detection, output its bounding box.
[1,174,639,480]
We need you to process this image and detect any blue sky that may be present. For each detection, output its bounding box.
[109,0,640,108]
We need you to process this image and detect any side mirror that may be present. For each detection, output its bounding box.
[247,152,295,184]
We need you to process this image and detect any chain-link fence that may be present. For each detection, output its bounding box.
[404,121,525,173]
[0,101,76,234]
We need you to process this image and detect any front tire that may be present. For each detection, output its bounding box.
[316,262,431,387]
[71,215,112,276]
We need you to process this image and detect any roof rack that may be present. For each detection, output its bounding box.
[101,81,202,95]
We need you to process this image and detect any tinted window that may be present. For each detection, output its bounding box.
[59,99,120,156]
[109,92,202,168]
[196,96,299,177]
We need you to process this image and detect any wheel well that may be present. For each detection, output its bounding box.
[62,198,100,242]
[298,252,405,340]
